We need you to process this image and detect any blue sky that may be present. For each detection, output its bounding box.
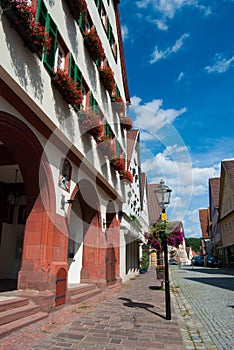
[119,0,234,238]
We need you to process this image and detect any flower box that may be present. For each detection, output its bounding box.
[98,66,115,94]
[83,28,105,61]
[52,69,82,109]
[78,110,104,139]
[96,135,116,159]
[1,0,51,55]
[120,170,133,183]
[112,96,125,114]
[120,116,132,131]
[65,0,87,20]
[110,158,125,173]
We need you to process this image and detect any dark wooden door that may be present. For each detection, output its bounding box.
[55,268,66,306]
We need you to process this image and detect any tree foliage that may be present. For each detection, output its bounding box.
[185,238,202,253]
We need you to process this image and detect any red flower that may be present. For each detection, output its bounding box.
[52,69,82,109]
[120,116,133,131]
[78,110,104,139]
[98,66,115,94]
[120,170,133,183]
[83,28,105,61]
[65,0,87,20]
[110,158,125,173]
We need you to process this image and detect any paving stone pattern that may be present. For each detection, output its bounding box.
[170,266,234,350]
[1,266,233,350]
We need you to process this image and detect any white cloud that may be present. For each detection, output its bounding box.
[131,97,187,131]
[205,53,234,74]
[150,33,190,63]
[121,25,129,41]
[137,0,212,19]
[151,18,168,31]
[177,72,184,82]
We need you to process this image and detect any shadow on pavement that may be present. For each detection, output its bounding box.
[119,297,166,320]
[181,267,234,276]
[184,277,234,291]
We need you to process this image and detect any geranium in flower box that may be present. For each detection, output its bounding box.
[120,170,133,183]
[1,0,51,55]
[112,96,125,114]
[78,110,104,139]
[65,0,87,20]
[110,158,125,173]
[52,69,82,109]
[120,116,133,131]
[98,66,115,94]
[96,135,116,159]
[83,28,105,61]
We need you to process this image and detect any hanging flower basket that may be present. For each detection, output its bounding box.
[52,69,82,109]
[83,28,105,61]
[96,135,116,159]
[145,222,184,251]
[78,110,104,139]
[65,0,87,20]
[120,170,133,183]
[120,116,133,131]
[110,158,125,173]
[112,96,125,114]
[98,66,115,94]
[1,0,51,55]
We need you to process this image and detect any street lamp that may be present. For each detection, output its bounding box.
[154,179,172,320]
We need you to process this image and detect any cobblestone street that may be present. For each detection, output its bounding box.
[0,266,233,350]
[171,266,234,350]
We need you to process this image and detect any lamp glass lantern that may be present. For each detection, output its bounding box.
[154,179,172,211]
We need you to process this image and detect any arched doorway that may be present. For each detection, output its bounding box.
[0,112,55,292]
[106,245,116,286]
[105,201,120,286]
[70,180,105,285]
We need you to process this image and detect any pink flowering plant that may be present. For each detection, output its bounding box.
[3,0,51,54]
[52,69,82,109]
[145,222,184,251]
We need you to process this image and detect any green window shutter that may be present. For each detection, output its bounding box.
[69,54,76,81]
[116,86,120,99]
[43,16,57,71]
[36,0,47,26]
[105,122,112,137]
[78,14,86,32]
[69,54,82,87]
[90,92,98,115]
[116,139,122,156]
[95,0,102,13]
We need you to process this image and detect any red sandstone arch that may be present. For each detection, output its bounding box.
[0,112,67,292]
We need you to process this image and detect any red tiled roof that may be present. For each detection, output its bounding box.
[126,130,139,169]
[147,183,161,225]
[209,177,220,208]
[199,208,209,238]
[222,160,234,189]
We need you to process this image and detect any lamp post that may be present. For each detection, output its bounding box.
[155,179,172,320]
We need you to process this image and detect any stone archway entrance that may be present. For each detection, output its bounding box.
[0,112,56,294]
